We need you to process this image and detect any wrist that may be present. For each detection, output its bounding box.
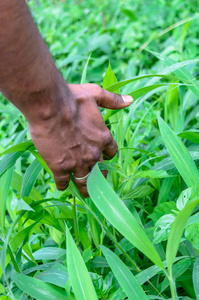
[19,70,75,126]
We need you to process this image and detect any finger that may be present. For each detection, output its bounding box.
[103,137,118,160]
[96,88,133,109]
[54,174,70,191]
[73,167,90,198]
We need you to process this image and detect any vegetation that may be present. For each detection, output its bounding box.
[1,0,199,299]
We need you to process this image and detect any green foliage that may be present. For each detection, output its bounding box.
[1,0,199,299]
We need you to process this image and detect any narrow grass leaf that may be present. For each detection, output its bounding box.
[81,53,91,84]
[136,265,163,285]
[166,197,199,274]
[129,84,170,101]
[0,129,27,176]
[165,84,178,129]
[0,130,28,229]
[0,166,13,230]
[30,150,53,178]
[87,164,164,270]
[0,151,24,176]
[66,225,98,300]
[193,258,199,300]
[21,159,42,198]
[178,131,199,143]
[139,16,196,52]
[158,117,199,189]
[150,51,199,98]
[0,140,34,155]
[101,246,149,300]
[106,74,177,92]
[103,61,120,92]
[10,219,41,252]
[12,271,68,300]
[11,171,42,201]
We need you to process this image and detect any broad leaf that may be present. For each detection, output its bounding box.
[101,246,149,300]
[87,164,164,270]
[66,225,98,300]
[13,271,68,300]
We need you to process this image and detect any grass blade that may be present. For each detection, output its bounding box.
[87,164,164,270]
[11,171,42,201]
[0,129,27,176]
[81,53,91,84]
[21,159,42,198]
[166,197,199,274]
[66,225,98,300]
[0,166,13,230]
[106,74,177,92]
[150,51,199,98]
[0,140,34,155]
[101,246,149,300]
[12,271,69,300]
[158,117,199,189]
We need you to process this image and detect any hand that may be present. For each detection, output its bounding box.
[28,83,133,197]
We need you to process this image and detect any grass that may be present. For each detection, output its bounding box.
[0,0,199,299]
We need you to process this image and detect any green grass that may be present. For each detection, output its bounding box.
[0,0,199,299]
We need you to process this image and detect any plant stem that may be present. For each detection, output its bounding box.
[169,270,178,300]
[73,196,79,245]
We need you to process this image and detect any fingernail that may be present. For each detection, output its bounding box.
[122,95,133,104]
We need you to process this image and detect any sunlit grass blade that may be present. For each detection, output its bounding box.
[21,159,42,198]
[0,166,14,231]
[11,171,42,201]
[193,258,199,300]
[139,15,196,52]
[81,53,91,84]
[0,140,34,155]
[12,271,69,300]
[87,164,164,270]
[106,74,177,92]
[101,246,149,300]
[106,59,198,94]
[129,84,171,101]
[30,150,53,177]
[166,197,199,274]
[158,117,199,190]
[66,225,98,300]
[150,51,199,98]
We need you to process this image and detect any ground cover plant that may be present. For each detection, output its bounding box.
[0,0,199,299]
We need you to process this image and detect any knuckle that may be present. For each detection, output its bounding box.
[52,158,76,175]
[77,94,87,104]
[90,147,101,161]
[113,93,120,108]
[60,160,76,172]
[90,83,101,93]
[103,131,113,146]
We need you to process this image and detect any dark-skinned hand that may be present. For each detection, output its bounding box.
[28,83,133,197]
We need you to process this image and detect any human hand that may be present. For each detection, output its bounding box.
[28,83,133,197]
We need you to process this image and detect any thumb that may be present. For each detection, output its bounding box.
[96,89,133,109]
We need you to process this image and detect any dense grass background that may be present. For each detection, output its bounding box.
[1,0,199,299]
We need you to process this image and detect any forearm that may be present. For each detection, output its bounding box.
[0,0,71,123]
